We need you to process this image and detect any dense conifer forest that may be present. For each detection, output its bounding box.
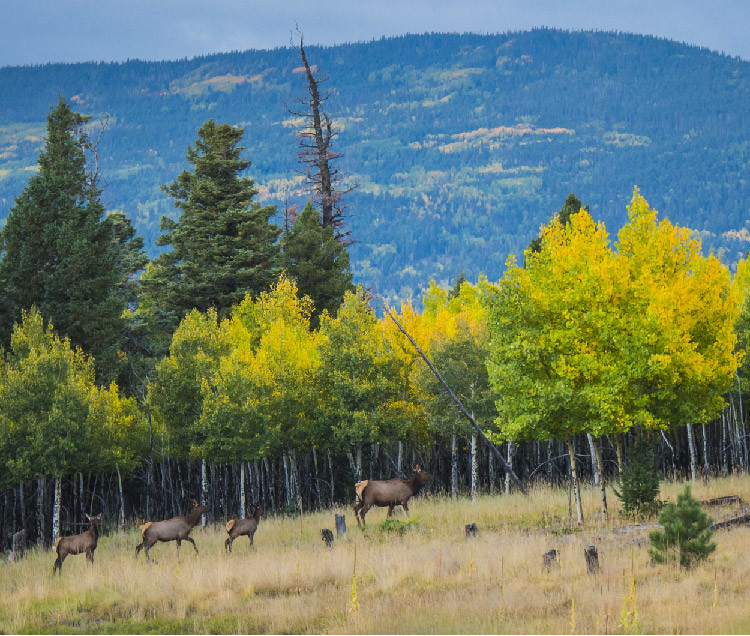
[1,30,749,300]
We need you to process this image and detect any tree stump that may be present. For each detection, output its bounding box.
[321,528,334,548]
[465,523,479,538]
[335,514,346,537]
[584,545,599,573]
[7,529,26,564]
[543,549,557,570]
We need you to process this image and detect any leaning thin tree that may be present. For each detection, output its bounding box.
[289,34,354,244]
[383,305,528,495]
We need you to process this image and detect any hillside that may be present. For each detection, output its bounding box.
[1,30,749,300]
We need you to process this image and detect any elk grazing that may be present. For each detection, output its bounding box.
[354,465,435,528]
[224,503,263,553]
[135,499,209,561]
[52,513,102,574]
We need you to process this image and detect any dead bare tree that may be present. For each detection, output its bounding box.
[288,32,354,244]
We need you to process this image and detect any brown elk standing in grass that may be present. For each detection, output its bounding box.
[52,513,102,574]
[224,503,263,553]
[354,465,435,528]
[135,499,209,561]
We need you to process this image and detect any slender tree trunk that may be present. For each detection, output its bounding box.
[19,481,26,532]
[686,423,697,482]
[312,447,322,510]
[356,444,363,482]
[327,450,334,506]
[592,437,607,520]
[566,438,583,525]
[505,441,515,495]
[36,476,45,546]
[263,457,275,515]
[116,465,125,530]
[201,459,208,526]
[721,411,728,475]
[489,445,496,494]
[587,434,600,485]
[397,441,403,477]
[52,477,61,545]
[240,463,246,519]
[450,431,458,498]
[615,434,625,481]
[702,422,710,479]
[470,434,478,501]
[737,369,748,472]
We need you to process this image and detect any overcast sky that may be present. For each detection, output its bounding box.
[1,0,748,67]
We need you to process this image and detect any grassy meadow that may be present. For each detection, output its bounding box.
[2,477,750,634]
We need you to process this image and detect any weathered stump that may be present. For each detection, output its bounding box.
[543,549,557,570]
[584,545,599,573]
[321,528,334,548]
[465,523,479,538]
[335,514,347,537]
[7,529,26,564]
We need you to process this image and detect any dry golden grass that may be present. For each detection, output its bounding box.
[2,476,750,634]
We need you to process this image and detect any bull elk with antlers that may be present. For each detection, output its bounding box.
[354,465,435,528]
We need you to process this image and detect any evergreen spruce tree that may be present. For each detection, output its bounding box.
[649,484,716,568]
[527,193,589,256]
[141,119,281,349]
[0,97,125,382]
[613,438,661,517]
[282,201,353,328]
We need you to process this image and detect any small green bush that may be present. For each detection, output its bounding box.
[649,484,716,568]
[378,517,420,535]
[614,439,661,517]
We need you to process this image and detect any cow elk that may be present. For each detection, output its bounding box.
[225,503,262,553]
[354,465,435,527]
[52,513,102,574]
[135,499,209,561]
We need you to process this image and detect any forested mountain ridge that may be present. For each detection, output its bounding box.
[1,30,749,300]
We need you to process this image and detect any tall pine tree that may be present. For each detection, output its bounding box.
[282,201,353,328]
[0,97,125,383]
[141,119,281,350]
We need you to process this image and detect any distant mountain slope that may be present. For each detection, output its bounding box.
[1,30,749,300]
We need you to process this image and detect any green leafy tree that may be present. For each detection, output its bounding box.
[318,289,410,482]
[0,97,125,383]
[141,119,281,352]
[282,201,353,328]
[649,485,716,567]
[613,439,661,517]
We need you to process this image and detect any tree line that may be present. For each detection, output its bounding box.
[0,87,748,552]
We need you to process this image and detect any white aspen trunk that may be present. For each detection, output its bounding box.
[566,438,584,525]
[470,434,478,501]
[240,464,246,519]
[721,410,728,475]
[615,435,625,482]
[19,481,25,531]
[702,422,710,479]
[397,441,403,476]
[312,447,322,510]
[79,473,84,523]
[347,450,360,486]
[201,459,208,526]
[52,477,61,545]
[686,423,697,483]
[450,431,458,498]
[116,465,125,531]
[592,437,607,520]
[290,451,301,512]
[488,446,496,494]
[587,433,600,485]
[505,441,515,495]
[36,476,45,546]
[356,444,362,482]
[327,450,334,506]
[282,455,291,509]
[737,369,748,471]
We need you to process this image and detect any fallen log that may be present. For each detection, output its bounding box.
[701,495,743,507]
[711,513,750,531]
